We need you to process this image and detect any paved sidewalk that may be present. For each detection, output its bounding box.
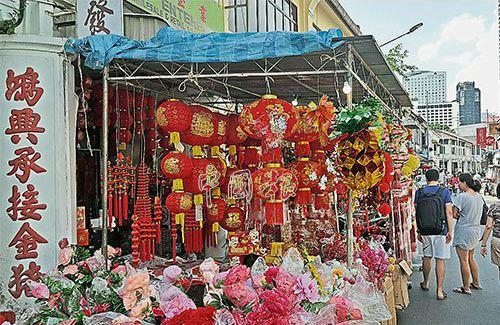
[398,196,500,325]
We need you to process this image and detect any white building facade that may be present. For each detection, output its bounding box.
[403,70,447,104]
[430,130,481,174]
[415,101,459,130]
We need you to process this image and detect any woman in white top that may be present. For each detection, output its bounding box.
[452,173,484,295]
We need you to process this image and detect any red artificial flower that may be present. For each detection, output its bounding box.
[264,266,279,285]
[153,306,165,318]
[177,278,192,292]
[162,306,216,325]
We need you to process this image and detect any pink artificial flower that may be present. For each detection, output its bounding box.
[112,265,127,275]
[112,315,142,325]
[160,294,196,320]
[293,273,320,303]
[26,281,49,299]
[63,264,78,276]
[163,265,182,283]
[80,297,89,308]
[223,283,259,309]
[130,297,152,319]
[86,252,106,272]
[264,266,279,285]
[259,288,294,317]
[92,303,110,314]
[224,265,250,286]
[214,309,236,325]
[47,292,62,308]
[212,271,228,288]
[199,258,219,284]
[58,247,74,266]
[230,310,246,325]
[275,270,298,298]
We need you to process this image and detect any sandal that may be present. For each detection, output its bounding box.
[437,291,448,300]
[453,287,472,294]
[420,282,430,291]
[470,283,483,290]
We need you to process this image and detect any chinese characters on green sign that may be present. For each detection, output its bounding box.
[128,0,224,33]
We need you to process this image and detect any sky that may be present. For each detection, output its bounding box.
[341,0,499,113]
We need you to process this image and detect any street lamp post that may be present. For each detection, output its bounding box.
[380,23,424,47]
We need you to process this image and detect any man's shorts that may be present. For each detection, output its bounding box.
[422,235,451,259]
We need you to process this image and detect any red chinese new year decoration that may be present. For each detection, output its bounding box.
[182,105,216,146]
[160,151,193,179]
[378,203,391,216]
[226,114,247,145]
[221,201,245,232]
[156,99,193,133]
[288,158,322,205]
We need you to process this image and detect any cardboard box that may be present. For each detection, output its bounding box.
[381,275,397,325]
[392,265,410,310]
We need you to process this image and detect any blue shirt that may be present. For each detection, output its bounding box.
[415,185,452,235]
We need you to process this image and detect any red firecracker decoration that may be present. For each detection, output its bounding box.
[239,94,298,148]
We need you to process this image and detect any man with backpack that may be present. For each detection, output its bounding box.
[414,169,454,300]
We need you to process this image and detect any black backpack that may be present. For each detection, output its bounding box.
[415,187,446,235]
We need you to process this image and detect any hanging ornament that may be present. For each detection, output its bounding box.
[160,150,193,179]
[183,105,216,146]
[239,94,298,148]
[210,146,227,185]
[210,113,228,147]
[288,147,323,205]
[378,203,391,216]
[314,192,330,211]
[221,199,245,232]
[165,179,193,261]
[156,99,193,133]
[226,114,248,145]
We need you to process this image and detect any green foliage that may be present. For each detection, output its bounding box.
[384,43,418,76]
[0,0,27,35]
[301,300,328,314]
[429,123,453,132]
[334,98,383,134]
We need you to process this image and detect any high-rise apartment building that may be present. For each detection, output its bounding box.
[403,70,447,104]
[416,101,459,130]
[456,81,481,126]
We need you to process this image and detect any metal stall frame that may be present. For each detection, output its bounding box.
[99,35,412,267]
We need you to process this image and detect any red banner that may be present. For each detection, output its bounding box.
[476,127,487,148]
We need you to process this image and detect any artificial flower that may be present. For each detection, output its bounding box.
[58,247,74,266]
[259,288,294,317]
[63,264,78,276]
[275,270,297,298]
[293,273,320,303]
[163,265,183,283]
[112,265,127,275]
[26,280,49,299]
[224,265,250,286]
[160,286,196,320]
[58,320,76,325]
[212,271,228,289]
[162,306,216,325]
[112,315,142,325]
[223,283,259,308]
[199,258,219,285]
[264,266,279,285]
[130,297,152,319]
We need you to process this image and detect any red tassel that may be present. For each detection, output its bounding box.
[296,188,312,205]
[108,191,114,228]
[118,193,123,226]
[265,200,284,225]
[114,189,119,224]
[172,228,177,262]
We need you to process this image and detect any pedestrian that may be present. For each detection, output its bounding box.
[452,173,483,294]
[414,169,454,300]
[480,200,500,281]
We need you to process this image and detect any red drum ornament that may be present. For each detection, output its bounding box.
[160,151,193,179]
[239,94,298,148]
[183,105,216,146]
[221,201,245,232]
[156,99,192,133]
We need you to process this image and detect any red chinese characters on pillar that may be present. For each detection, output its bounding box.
[7,184,47,221]
[5,108,45,144]
[5,67,44,106]
[8,261,42,299]
[8,222,48,260]
[7,147,47,183]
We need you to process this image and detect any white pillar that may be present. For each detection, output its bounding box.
[0,35,76,300]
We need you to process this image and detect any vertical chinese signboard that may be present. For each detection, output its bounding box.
[77,0,124,37]
[127,0,224,33]
[476,127,487,148]
[0,36,76,299]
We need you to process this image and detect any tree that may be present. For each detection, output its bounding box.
[0,0,26,35]
[384,43,418,77]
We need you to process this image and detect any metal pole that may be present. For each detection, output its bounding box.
[346,43,355,269]
[102,66,109,268]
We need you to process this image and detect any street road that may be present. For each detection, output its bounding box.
[398,195,500,325]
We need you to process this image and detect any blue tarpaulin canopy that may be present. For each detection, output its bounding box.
[65,27,343,70]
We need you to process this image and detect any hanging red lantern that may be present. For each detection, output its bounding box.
[379,182,390,193]
[119,129,132,143]
[156,99,193,133]
[226,114,247,145]
[239,94,298,148]
[207,197,227,224]
[314,192,330,211]
[210,146,227,184]
[210,113,228,146]
[221,201,245,232]
[183,105,216,146]
[378,203,391,215]
[288,158,322,205]
[253,165,298,225]
[160,151,193,179]
[165,190,193,215]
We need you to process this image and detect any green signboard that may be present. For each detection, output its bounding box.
[128,0,225,33]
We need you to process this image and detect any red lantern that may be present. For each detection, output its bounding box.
[210,146,227,184]
[183,105,216,146]
[314,192,330,211]
[253,165,298,225]
[207,198,227,224]
[210,113,228,146]
[286,105,321,143]
[221,203,245,231]
[119,129,132,143]
[288,159,322,205]
[165,192,193,214]
[239,94,298,148]
[226,114,247,145]
[378,203,391,215]
[160,151,193,179]
[379,182,390,193]
[156,99,192,133]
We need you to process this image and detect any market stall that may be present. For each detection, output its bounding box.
[1,27,419,325]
